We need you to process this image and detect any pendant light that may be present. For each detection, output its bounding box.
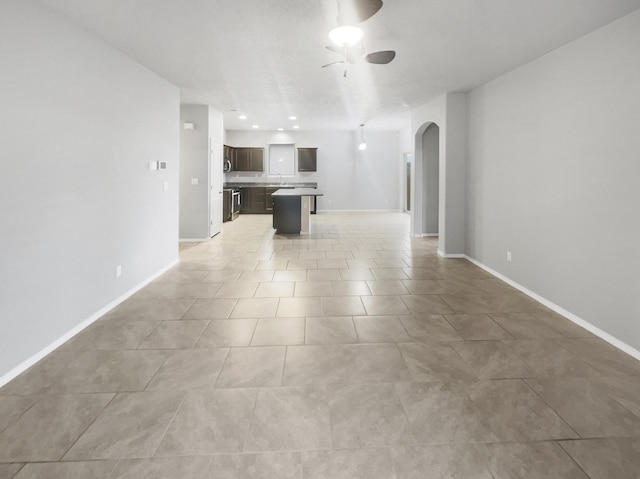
[329,26,364,47]
[358,124,367,150]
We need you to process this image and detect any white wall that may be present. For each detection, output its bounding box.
[0,1,180,380]
[225,130,402,211]
[466,10,640,350]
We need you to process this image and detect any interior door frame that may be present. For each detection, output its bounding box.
[209,139,223,237]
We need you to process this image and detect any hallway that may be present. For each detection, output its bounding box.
[1,212,640,478]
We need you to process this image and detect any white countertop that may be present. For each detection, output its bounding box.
[271,188,323,197]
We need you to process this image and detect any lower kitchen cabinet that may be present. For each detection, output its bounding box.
[238,186,293,214]
[239,187,250,214]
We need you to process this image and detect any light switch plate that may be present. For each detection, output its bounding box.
[191,178,199,185]
[163,182,169,191]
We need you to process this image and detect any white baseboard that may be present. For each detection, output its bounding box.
[438,249,465,258]
[317,209,399,213]
[179,238,208,242]
[0,258,179,388]
[464,255,640,362]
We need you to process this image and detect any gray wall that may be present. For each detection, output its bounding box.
[225,130,402,211]
[466,10,640,350]
[0,1,180,380]
[180,105,210,239]
[411,93,467,256]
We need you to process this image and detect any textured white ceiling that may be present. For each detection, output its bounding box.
[33,0,640,131]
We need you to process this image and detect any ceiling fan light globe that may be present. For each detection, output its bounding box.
[329,26,363,46]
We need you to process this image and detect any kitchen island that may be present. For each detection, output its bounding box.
[272,188,323,234]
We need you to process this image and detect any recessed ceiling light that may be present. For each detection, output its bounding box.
[277,128,284,131]
[239,115,247,120]
[289,116,297,120]
[293,125,300,129]
[252,124,259,129]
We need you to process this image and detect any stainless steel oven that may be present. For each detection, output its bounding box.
[232,189,240,219]
[223,188,240,222]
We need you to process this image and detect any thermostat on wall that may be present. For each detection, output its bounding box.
[183,122,195,130]
[158,161,167,170]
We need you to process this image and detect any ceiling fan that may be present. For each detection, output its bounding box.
[322,0,396,77]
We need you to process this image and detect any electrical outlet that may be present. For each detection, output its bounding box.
[506,251,512,262]
[116,265,122,278]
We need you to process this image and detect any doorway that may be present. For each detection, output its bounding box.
[209,139,223,237]
[404,153,412,212]
[422,123,439,236]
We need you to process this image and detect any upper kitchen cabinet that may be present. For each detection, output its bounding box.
[297,147,317,172]
[233,147,264,172]
[223,145,233,171]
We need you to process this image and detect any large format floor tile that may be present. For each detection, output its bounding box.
[0,394,113,462]
[482,441,589,479]
[156,389,257,455]
[0,464,24,479]
[109,456,211,479]
[215,346,285,388]
[303,448,396,479]
[64,391,185,460]
[145,348,229,390]
[526,377,640,437]
[391,445,493,479]
[559,438,640,478]
[245,386,332,452]
[395,381,497,445]
[283,343,412,385]
[465,379,578,442]
[208,452,300,479]
[3,212,640,477]
[329,383,414,447]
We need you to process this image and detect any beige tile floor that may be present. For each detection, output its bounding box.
[2,212,640,478]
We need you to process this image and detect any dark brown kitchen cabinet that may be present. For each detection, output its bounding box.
[297,147,317,172]
[239,187,251,214]
[250,187,265,212]
[223,145,234,172]
[233,147,264,172]
[238,186,295,214]
[223,145,233,162]
[239,187,266,213]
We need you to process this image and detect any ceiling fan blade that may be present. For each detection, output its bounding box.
[364,50,396,64]
[336,0,383,25]
[321,60,345,68]
[325,45,344,55]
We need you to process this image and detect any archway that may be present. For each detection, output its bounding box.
[412,121,442,249]
[422,123,440,236]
